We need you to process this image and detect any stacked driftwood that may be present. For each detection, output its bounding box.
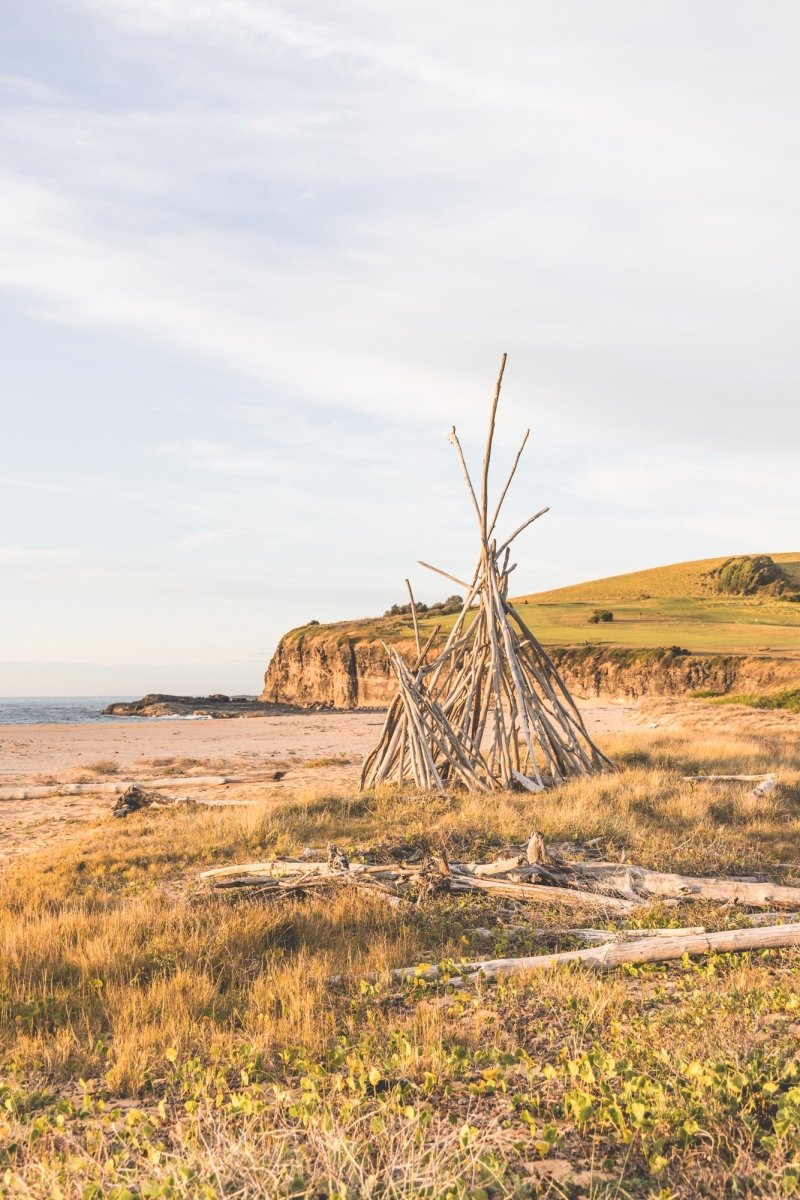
[200,835,800,976]
[360,355,614,793]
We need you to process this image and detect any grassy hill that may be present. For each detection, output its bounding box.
[410,552,800,658]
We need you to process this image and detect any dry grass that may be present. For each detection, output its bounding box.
[85,760,121,776]
[2,721,800,1197]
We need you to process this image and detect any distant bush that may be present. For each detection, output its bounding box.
[385,594,463,617]
[588,609,614,624]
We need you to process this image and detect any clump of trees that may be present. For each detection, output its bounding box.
[588,609,614,624]
[705,554,798,599]
[385,594,463,617]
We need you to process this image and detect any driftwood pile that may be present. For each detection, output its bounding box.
[360,355,614,794]
[200,834,800,978]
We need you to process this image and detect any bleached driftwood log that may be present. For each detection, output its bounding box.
[448,873,636,913]
[0,773,268,802]
[564,862,800,909]
[682,774,775,783]
[393,923,800,982]
[200,844,800,913]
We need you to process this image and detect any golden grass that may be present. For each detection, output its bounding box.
[2,719,800,1197]
[517,551,800,604]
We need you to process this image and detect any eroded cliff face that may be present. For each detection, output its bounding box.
[261,629,419,708]
[547,646,798,700]
[262,628,799,709]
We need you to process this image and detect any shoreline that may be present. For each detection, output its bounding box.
[0,701,635,868]
[6,696,796,869]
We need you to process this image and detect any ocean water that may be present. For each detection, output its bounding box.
[0,697,140,725]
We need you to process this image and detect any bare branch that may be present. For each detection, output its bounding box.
[480,352,507,537]
[487,427,529,539]
[404,577,421,655]
[447,426,482,531]
[417,560,472,590]
[497,507,550,555]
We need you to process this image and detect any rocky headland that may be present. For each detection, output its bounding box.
[261,625,799,709]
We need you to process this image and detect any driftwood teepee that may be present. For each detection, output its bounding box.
[360,355,615,793]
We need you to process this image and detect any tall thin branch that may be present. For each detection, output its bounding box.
[448,426,483,532]
[404,577,421,656]
[487,428,529,540]
[480,352,507,538]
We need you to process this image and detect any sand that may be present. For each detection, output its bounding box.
[0,699,643,867]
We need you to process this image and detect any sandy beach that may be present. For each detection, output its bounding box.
[0,700,645,866]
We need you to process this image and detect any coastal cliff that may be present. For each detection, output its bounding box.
[261,625,415,708]
[261,625,799,709]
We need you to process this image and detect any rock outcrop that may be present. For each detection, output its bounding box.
[262,628,799,709]
[103,694,305,718]
[261,628,415,708]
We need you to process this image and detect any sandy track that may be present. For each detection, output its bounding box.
[0,700,640,867]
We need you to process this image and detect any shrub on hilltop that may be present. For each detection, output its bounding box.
[385,594,463,617]
[704,554,799,599]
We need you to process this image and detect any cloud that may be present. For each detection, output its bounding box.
[2,2,799,690]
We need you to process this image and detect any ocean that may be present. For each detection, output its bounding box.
[0,697,140,725]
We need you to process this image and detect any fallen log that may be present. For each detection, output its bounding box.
[682,774,774,783]
[566,863,800,909]
[199,846,800,914]
[551,925,705,944]
[0,773,274,802]
[200,861,415,881]
[393,923,800,982]
[449,874,637,913]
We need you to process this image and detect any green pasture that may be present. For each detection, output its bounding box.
[417,589,800,657]
[304,554,800,657]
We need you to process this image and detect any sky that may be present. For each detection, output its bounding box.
[1,1,799,696]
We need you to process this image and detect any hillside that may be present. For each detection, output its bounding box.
[262,553,800,707]
[497,551,800,658]
[517,552,800,604]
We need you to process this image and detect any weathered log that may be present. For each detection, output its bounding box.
[393,923,800,982]
[199,860,415,881]
[567,862,800,909]
[683,774,774,783]
[449,873,637,913]
[0,773,266,802]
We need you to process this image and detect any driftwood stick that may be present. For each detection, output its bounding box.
[405,578,421,656]
[496,507,550,556]
[480,351,507,537]
[417,560,472,591]
[414,624,441,671]
[487,427,530,541]
[447,425,483,532]
[393,923,800,982]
